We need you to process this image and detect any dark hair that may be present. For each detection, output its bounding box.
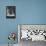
[7,6,15,15]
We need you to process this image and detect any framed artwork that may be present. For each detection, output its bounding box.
[6,6,16,18]
[18,24,46,41]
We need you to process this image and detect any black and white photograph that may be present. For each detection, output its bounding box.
[6,6,16,18]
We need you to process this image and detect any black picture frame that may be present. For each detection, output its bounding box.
[6,6,16,19]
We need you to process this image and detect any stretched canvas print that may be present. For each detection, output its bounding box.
[6,6,16,18]
[18,24,46,46]
[18,24,46,41]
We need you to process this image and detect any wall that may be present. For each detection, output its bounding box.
[0,0,18,44]
[0,0,46,44]
[17,0,46,24]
